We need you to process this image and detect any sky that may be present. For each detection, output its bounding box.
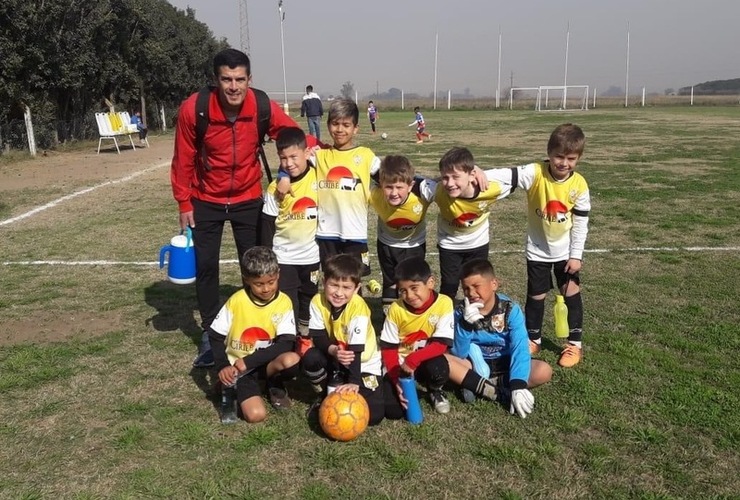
[167,0,739,99]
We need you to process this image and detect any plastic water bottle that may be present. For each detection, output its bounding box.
[398,376,424,424]
[367,279,381,294]
[554,295,569,339]
[220,387,237,424]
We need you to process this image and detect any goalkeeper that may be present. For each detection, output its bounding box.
[445,258,552,418]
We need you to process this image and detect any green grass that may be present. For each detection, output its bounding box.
[0,107,739,498]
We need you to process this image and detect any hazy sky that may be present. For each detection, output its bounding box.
[168,0,739,98]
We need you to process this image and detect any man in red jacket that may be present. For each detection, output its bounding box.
[171,48,315,368]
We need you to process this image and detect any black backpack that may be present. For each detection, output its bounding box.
[194,86,273,182]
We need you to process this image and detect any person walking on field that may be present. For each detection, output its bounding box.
[170,48,318,368]
[301,85,323,140]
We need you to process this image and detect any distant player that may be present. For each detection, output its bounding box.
[367,101,379,134]
[408,106,431,144]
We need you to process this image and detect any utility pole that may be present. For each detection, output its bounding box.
[239,0,251,55]
[510,71,514,90]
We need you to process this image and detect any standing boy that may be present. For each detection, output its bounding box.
[261,127,319,345]
[380,257,455,416]
[301,254,385,425]
[300,84,323,140]
[369,155,435,313]
[367,101,378,134]
[435,147,517,299]
[408,106,431,144]
[517,124,591,368]
[210,246,300,424]
[446,259,552,418]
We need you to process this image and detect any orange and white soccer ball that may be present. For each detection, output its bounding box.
[318,391,370,441]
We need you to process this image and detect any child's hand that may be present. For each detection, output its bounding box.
[564,258,582,274]
[471,165,489,191]
[334,383,360,394]
[334,347,355,367]
[219,365,239,387]
[275,176,292,202]
[395,382,409,409]
[463,297,485,323]
[399,362,414,377]
[510,389,535,418]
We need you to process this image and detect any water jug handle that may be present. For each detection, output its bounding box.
[159,245,170,269]
[184,226,193,253]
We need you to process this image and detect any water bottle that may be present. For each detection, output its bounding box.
[220,386,237,424]
[367,279,381,294]
[554,295,569,339]
[398,376,424,424]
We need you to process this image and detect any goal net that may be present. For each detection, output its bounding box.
[535,85,589,111]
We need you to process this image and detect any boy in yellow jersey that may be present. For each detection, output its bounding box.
[370,155,435,313]
[380,257,455,416]
[280,99,380,276]
[302,254,385,425]
[516,124,591,368]
[435,147,517,298]
[209,246,300,424]
[261,127,319,350]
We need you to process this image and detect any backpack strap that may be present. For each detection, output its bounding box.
[251,87,273,182]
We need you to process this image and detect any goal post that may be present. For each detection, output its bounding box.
[536,85,589,111]
[509,87,540,110]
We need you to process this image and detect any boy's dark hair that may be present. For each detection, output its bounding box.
[241,246,279,278]
[323,254,362,285]
[547,123,585,156]
[306,85,313,92]
[439,146,475,174]
[276,127,307,152]
[413,106,420,112]
[461,258,496,280]
[328,99,359,125]
[368,100,374,104]
[379,155,415,185]
[395,257,432,283]
[213,48,251,77]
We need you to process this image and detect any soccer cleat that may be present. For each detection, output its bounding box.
[306,396,323,419]
[529,340,541,356]
[268,386,292,410]
[192,349,214,368]
[429,390,451,414]
[461,388,476,404]
[558,344,582,368]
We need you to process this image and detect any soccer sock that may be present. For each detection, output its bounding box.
[565,293,584,344]
[461,371,498,401]
[525,296,546,341]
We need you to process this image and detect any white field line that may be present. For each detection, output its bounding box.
[3,246,739,267]
[0,161,170,227]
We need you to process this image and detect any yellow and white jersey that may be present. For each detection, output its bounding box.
[435,168,514,250]
[370,178,435,248]
[315,146,381,242]
[517,162,591,262]
[308,293,382,375]
[263,167,320,265]
[380,293,454,361]
[210,290,296,365]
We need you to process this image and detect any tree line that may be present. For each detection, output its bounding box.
[0,0,227,147]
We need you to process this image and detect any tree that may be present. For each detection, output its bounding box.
[340,81,354,100]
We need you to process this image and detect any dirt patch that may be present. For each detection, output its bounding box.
[2,310,122,347]
[0,136,175,192]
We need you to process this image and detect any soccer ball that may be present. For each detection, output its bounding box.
[381,132,388,140]
[318,391,370,441]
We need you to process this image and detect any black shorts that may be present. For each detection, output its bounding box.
[526,259,581,296]
[438,244,489,297]
[279,262,320,322]
[317,239,371,276]
[376,240,426,289]
[234,365,268,404]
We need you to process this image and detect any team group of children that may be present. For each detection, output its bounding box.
[208,98,591,426]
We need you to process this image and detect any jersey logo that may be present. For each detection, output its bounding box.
[387,217,417,231]
[536,200,569,223]
[231,326,272,352]
[412,203,423,214]
[287,197,318,220]
[490,313,506,333]
[320,166,361,191]
[402,330,429,351]
[453,212,478,227]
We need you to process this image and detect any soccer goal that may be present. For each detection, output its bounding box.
[536,85,589,111]
[509,87,540,110]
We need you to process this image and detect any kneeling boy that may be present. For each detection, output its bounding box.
[446,258,552,418]
[380,257,454,416]
[210,246,301,424]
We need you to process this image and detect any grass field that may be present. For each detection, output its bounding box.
[1,106,739,499]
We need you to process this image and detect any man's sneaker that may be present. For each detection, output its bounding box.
[558,344,582,368]
[268,386,292,411]
[529,340,541,356]
[429,390,450,414]
[192,349,214,368]
[220,387,238,424]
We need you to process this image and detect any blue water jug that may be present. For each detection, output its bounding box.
[159,227,196,284]
[399,376,424,424]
